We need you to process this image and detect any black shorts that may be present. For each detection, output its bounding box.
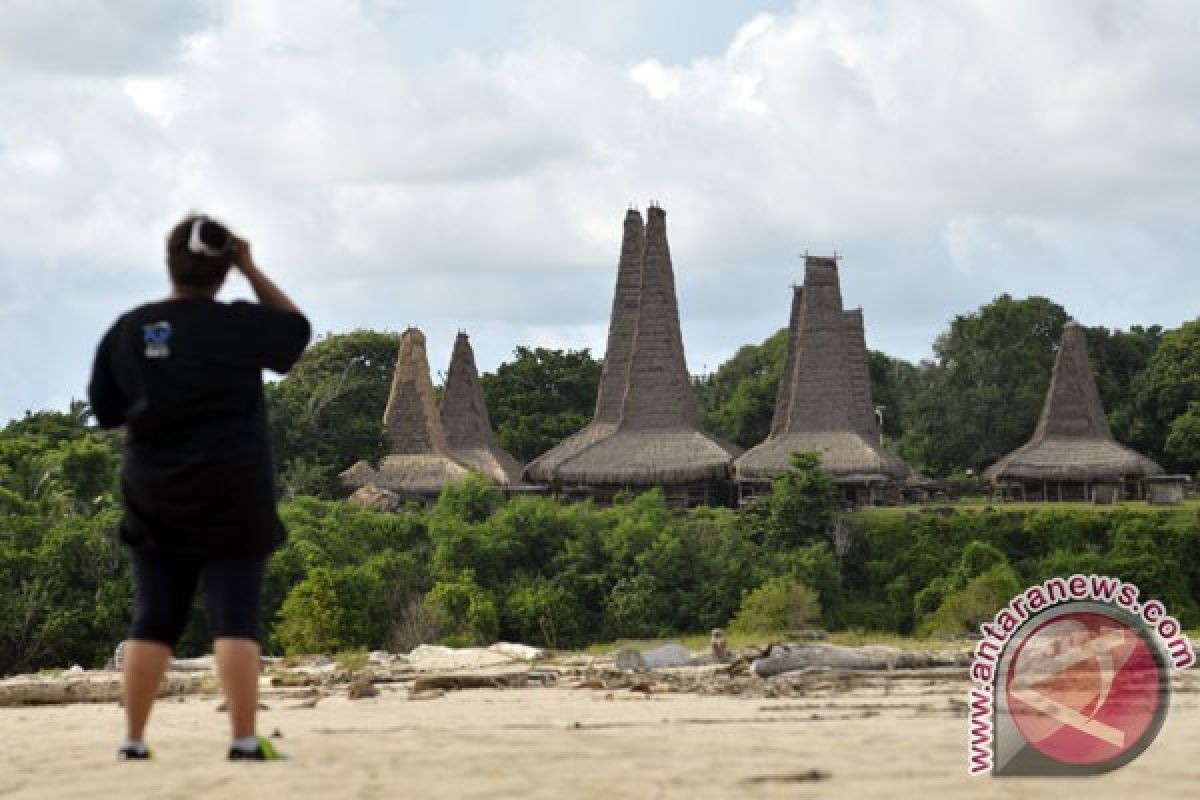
[129,548,268,647]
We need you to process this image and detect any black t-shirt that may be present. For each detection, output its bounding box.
[88,298,311,556]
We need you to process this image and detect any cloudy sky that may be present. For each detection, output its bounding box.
[2,0,1198,424]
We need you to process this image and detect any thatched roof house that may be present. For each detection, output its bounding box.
[525,206,740,505]
[983,321,1162,499]
[340,327,472,505]
[440,331,523,485]
[734,256,910,502]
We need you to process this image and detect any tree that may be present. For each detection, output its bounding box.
[423,570,499,646]
[265,330,400,496]
[274,568,346,655]
[480,346,601,463]
[1165,402,1200,472]
[868,350,928,442]
[1125,319,1200,471]
[1085,324,1164,443]
[729,576,821,634]
[52,437,121,513]
[3,405,91,443]
[741,452,836,551]
[698,329,788,448]
[900,294,1069,476]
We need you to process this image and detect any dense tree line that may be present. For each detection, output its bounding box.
[3,408,1197,674]
[2,294,1197,673]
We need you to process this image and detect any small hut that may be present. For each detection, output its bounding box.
[440,331,523,485]
[1144,475,1191,506]
[525,206,740,507]
[340,327,472,507]
[983,321,1163,501]
[734,256,910,505]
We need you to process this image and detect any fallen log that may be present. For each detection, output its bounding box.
[614,643,693,670]
[410,672,530,692]
[752,644,967,678]
[0,672,208,707]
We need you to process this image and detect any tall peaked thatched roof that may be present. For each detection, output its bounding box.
[383,327,448,455]
[984,321,1162,483]
[440,331,523,485]
[525,206,740,485]
[735,257,909,482]
[620,206,703,431]
[844,309,881,440]
[341,327,474,498]
[594,209,645,425]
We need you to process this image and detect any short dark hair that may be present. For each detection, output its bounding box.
[166,215,234,291]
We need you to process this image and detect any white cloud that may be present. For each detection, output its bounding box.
[2,0,1200,422]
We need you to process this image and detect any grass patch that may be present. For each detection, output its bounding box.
[334,649,369,673]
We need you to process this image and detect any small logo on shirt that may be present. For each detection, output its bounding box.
[143,321,172,359]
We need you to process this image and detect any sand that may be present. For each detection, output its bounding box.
[3,667,1200,799]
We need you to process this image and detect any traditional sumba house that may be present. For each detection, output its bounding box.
[524,206,741,507]
[340,327,475,507]
[734,256,910,505]
[983,321,1163,502]
[440,331,524,486]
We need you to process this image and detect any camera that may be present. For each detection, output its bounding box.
[188,216,239,258]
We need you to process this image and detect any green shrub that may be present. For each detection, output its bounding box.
[729,576,821,634]
[423,571,498,645]
[504,578,581,649]
[918,563,1021,636]
[274,568,346,655]
[603,573,666,639]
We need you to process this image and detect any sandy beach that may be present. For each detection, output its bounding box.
[3,655,1199,800]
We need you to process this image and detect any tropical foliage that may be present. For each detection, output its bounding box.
[2,296,1197,674]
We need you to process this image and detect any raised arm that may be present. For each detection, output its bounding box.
[232,239,302,315]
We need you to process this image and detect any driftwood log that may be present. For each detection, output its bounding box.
[0,673,207,707]
[411,672,531,692]
[614,643,693,670]
[751,644,968,678]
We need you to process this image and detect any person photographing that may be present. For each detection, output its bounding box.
[89,214,311,761]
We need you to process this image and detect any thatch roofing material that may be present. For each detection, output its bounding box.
[843,310,881,440]
[339,459,377,492]
[341,327,474,496]
[770,286,803,437]
[594,209,645,426]
[735,257,910,482]
[440,331,523,485]
[523,423,617,482]
[620,207,704,431]
[371,453,471,494]
[383,327,448,455]
[552,430,738,485]
[525,206,740,485]
[984,322,1163,482]
[736,431,905,482]
[347,484,403,512]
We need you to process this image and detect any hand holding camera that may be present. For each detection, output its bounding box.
[232,237,255,275]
